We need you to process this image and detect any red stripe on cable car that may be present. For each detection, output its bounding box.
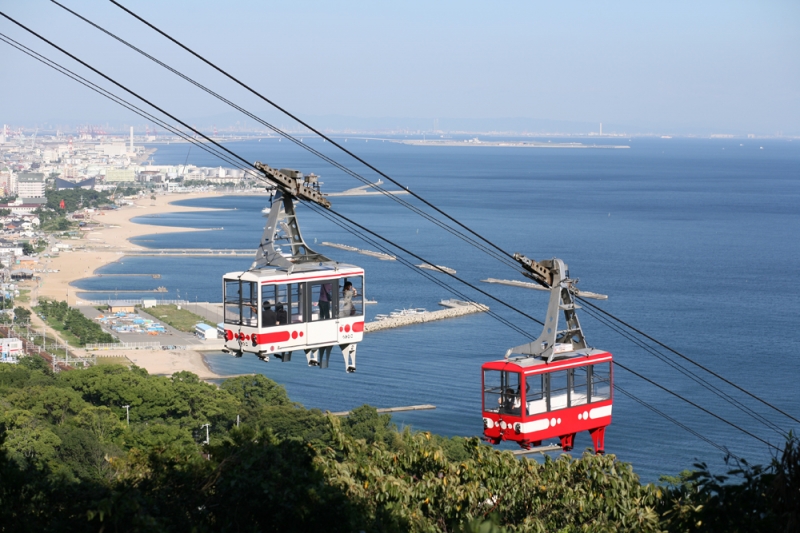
[352,321,364,333]
[255,331,291,343]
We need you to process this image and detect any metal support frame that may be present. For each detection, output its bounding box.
[252,190,332,270]
[506,258,588,362]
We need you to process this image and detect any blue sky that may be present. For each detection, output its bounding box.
[1,0,798,133]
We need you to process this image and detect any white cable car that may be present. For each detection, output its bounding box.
[221,164,365,372]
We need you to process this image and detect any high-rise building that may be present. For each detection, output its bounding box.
[16,173,46,198]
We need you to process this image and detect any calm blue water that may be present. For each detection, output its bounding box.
[74,137,800,481]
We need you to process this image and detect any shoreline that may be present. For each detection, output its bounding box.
[33,191,237,380]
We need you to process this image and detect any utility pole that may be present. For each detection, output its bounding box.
[123,405,130,425]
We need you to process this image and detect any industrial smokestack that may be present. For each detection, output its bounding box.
[129,126,134,152]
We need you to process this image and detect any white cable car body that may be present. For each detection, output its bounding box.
[221,163,364,372]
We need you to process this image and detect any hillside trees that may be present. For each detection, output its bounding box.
[36,299,115,345]
[1,361,799,532]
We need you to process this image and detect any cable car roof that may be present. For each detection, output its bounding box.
[224,263,364,283]
[483,349,612,374]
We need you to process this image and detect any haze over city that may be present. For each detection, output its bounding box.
[1,0,799,135]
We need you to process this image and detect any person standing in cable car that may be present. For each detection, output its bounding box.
[319,282,332,319]
[341,281,357,316]
[275,304,287,325]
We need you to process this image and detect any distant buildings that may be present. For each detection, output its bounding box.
[1,131,256,198]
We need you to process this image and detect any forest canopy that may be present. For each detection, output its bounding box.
[0,359,797,532]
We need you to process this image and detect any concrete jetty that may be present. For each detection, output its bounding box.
[482,278,608,299]
[321,242,396,261]
[418,263,456,274]
[330,404,436,416]
[326,179,410,197]
[364,301,488,332]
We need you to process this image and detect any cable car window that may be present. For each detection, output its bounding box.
[241,281,258,326]
[224,280,241,325]
[571,366,589,406]
[289,283,303,323]
[525,374,547,415]
[260,288,279,327]
[310,281,336,321]
[339,276,363,317]
[548,371,569,411]
[589,363,611,402]
[268,284,288,325]
[483,370,522,415]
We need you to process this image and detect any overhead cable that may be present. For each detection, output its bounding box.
[614,384,738,460]
[580,302,788,438]
[52,0,522,273]
[0,15,544,331]
[579,296,800,426]
[109,0,522,265]
[614,360,780,451]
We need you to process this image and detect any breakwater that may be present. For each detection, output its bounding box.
[364,302,488,332]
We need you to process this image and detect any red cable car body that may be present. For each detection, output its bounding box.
[482,256,613,453]
[482,350,613,452]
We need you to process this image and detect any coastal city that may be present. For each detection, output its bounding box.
[0,125,265,374]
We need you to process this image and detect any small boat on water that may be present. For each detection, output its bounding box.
[389,308,428,318]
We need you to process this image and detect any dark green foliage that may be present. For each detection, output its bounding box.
[661,435,800,533]
[20,355,51,372]
[21,242,34,255]
[219,373,291,413]
[253,405,330,443]
[12,306,30,324]
[203,427,357,532]
[2,362,799,532]
[36,299,115,345]
[53,425,120,482]
[45,189,112,212]
[342,404,396,446]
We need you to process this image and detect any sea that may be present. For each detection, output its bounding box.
[73,136,800,482]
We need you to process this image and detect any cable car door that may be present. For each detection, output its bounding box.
[307,281,338,345]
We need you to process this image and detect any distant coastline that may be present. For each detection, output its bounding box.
[398,139,630,149]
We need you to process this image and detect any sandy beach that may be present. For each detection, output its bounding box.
[31,191,240,379]
[36,191,223,305]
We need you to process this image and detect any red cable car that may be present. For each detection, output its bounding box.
[221,164,364,372]
[482,257,613,453]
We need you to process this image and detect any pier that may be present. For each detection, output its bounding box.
[321,242,396,261]
[87,287,168,294]
[326,179,410,197]
[482,278,608,299]
[96,273,162,278]
[122,248,253,257]
[330,404,436,416]
[418,263,456,274]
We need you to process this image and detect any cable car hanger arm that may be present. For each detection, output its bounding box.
[253,161,330,208]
